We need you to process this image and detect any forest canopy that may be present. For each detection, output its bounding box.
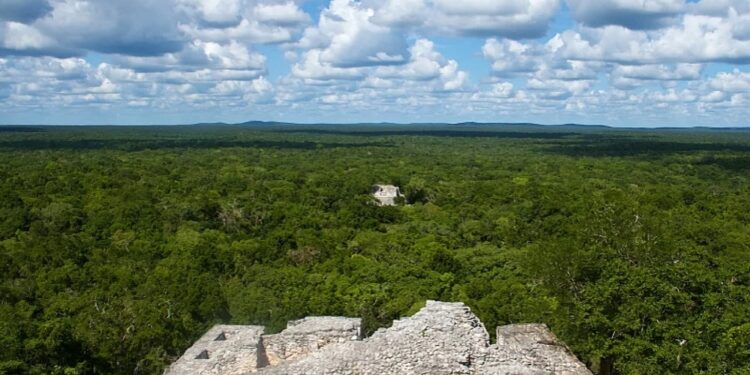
[1,124,750,374]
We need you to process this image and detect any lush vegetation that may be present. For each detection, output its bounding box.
[2,124,750,374]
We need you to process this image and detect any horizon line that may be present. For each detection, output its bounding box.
[1,121,750,130]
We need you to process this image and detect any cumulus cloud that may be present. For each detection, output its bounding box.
[0,54,276,114]
[290,35,468,93]
[612,63,702,81]
[482,39,546,75]
[292,0,407,68]
[709,70,750,92]
[1,56,91,82]
[0,0,310,120]
[1,0,749,126]
[0,0,53,23]
[181,0,245,27]
[291,50,367,81]
[372,0,560,39]
[481,36,600,101]
[114,41,266,74]
[689,0,750,17]
[609,63,703,90]
[555,5,750,64]
[178,0,310,44]
[0,21,78,57]
[568,0,685,30]
[254,2,310,26]
[0,0,309,57]
[35,0,186,56]
[210,76,274,103]
[375,39,468,90]
[0,56,111,108]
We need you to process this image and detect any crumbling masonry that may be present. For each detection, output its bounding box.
[165,301,592,375]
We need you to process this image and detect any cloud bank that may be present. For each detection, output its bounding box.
[0,0,749,126]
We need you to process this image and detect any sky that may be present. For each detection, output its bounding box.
[1,0,750,126]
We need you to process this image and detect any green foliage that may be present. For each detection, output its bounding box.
[1,124,750,374]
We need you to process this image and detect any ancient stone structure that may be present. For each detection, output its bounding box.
[261,317,361,367]
[165,301,592,375]
[165,318,360,375]
[165,325,265,375]
[481,324,592,374]
[372,184,403,206]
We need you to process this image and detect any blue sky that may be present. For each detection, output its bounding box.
[1,0,750,126]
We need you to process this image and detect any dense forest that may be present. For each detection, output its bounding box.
[1,124,750,374]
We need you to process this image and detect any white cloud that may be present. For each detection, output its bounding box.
[189,0,243,27]
[0,0,309,57]
[527,77,591,97]
[0,22,66,55]
[254,2,310,26]
[111,40,266,78]
[200,41,266,70]
[439,60,468,91]
[291,36,468,93]
[179,0,310,44]
[376,38,470,91]
[701,90,726,102]
[612,63,702,81]
[293,0,407,68]
[647,88,698,103]
[372,0,560,39]
[210,76,274,102]
[377,39,443,80]
[689,0,750,17]
[568,0,685,30]
[0,52,278,114]
[481,36,601,101]
[34,0,185,56]
[555,11,750,64]
[187,0,244,27]
[490,82,515,98]
[1,0,749,126]
[709,70,750,92]
[482,39,543,74]
[291,49,366,81]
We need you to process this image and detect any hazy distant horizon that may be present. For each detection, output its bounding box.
[2,120,750,130]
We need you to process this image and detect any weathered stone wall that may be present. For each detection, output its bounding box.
[164,325,264,375]
[165,318,362,375]
[477,324,593,374]
[165,301,592,375]
[261,317,361,366]
[257,301,491,375]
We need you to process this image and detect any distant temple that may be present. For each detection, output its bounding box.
[372,184,403,206]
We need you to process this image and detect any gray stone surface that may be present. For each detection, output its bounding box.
[257,301,490,375]
[261,317,361,366]
[164,325,264,375]
[165,301,592,375]
[477,324,592,374]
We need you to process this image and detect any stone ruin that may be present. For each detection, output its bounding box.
[372,184,403,206]
[165,325,265,374]
[165,317,360,375]
[165,301,592,374]
[261,317,361,367]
